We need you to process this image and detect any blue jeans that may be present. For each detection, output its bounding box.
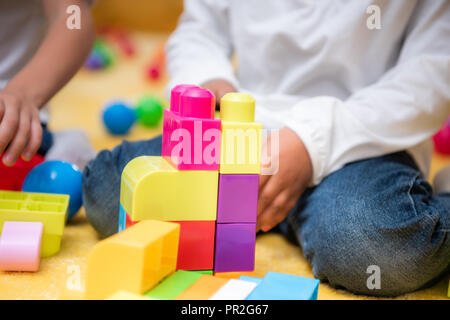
[82,135,450,296]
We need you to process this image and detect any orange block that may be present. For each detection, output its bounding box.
[213,271,256,279]
[85,220,179,300]
[175,275,228,300]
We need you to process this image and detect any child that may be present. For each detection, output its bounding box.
[83,0,450,296]
[0,0,96,171]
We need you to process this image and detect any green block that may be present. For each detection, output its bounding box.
[145,270,203,300]
[192,270,213,275]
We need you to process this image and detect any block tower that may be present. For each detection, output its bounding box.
[119,84,262,274]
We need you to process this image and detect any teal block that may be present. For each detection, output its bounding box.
[246,272,319,300]
[118,204,126,232]
[239,276,263,284]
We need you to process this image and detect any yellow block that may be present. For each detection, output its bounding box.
[85,220,180,300]
[219,93,262,174]
[120,156,218,221]
[175,275,228,300]
[0,191,68,257]
[107,291,153,300]
[213,271,256,279]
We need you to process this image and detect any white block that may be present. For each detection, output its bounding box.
[209,279,258,300]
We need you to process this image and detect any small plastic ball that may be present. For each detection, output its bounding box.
[102,101,136,135]
[22,161,83,221]
[433,120,450,155]
[135,96,164,127]
[85,51,104,69]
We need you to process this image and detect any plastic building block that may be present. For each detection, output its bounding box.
[172,221,215,270]
[175,275,228,300]
[214,271,256,279]
[145,270,203,300]
[0,153,44,191]
[120,156,218,222]
[85,220,180,300]
[0,191,68,257]
[162,86,221,171]
[107,291,152,300]
[22,160,83,220]
[246,272,320,300]
[219,93,262,174]
[217,174,259,223]
[209,279,258,300]
[239,275,262,285]
[214,223,256,272]
[0,221,43,272]
[193,270,213,275]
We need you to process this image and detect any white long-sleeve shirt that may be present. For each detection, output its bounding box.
[166,0,450,185]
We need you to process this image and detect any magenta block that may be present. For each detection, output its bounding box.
[162,86,221,170]
[214,223,256,272]
[217,174,259,223]
[0,221,43,272]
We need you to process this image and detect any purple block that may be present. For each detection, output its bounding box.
[217,174,259,223]
[214,223,256,272]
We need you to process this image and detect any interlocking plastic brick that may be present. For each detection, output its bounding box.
[175,275,228,300]
[219,93,262,174]
[0,221,43,272]
[145,270,203,300]
[0,153,44,191]
[214,271,256,279]
[86,220,180,300]
[246,272,320,300]
[214,223,256,272]
[217,174,258,223]
[120,156,218,222]
[0,191,68,257]
[209,279,258,300]
[162,87,221,171]
[172,221,215,270]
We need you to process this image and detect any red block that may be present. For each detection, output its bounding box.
[0,154,45,191]
[125,212,137,229]
[172,221,215,270]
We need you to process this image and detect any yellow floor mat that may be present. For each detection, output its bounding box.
[0,32,449,300]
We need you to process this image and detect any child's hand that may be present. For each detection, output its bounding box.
[257,127,313,232]
[0,91,42,166]
[201,79,237,107]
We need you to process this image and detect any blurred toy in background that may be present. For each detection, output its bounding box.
[102,96,164,135]
[22,160,83,221]
[98,27,136,57]
[433,116,450,155]
[102,101,136,135]
[146,42,166,81]
[0,154,44,191]
[136,95,164,127]
[85,38,115,70]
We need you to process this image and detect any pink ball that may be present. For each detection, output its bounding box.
[433,119,450,155]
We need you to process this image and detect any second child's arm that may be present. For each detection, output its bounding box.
[0,0,94,166]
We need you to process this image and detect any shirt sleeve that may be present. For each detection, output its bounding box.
[165,0,238,96]
[280,0,450,185]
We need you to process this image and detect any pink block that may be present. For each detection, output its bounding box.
[0,221,43,272]
[163,86,221,170]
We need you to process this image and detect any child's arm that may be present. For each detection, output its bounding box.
[0,0,94,166]
[257,0,450,232]
[166,0,238,101]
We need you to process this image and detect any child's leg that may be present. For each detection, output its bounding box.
[277,151,450,297]
[82,136,162,238]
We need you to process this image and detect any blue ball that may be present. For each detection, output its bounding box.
[22,160,83,221]
[102,101,136,135]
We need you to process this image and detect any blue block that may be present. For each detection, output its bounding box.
[246,272,319,300]
[239,276,263,285]
[118,204,126,232]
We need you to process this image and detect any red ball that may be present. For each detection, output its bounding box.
[433,120,450,154]
[146,64,160,80]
